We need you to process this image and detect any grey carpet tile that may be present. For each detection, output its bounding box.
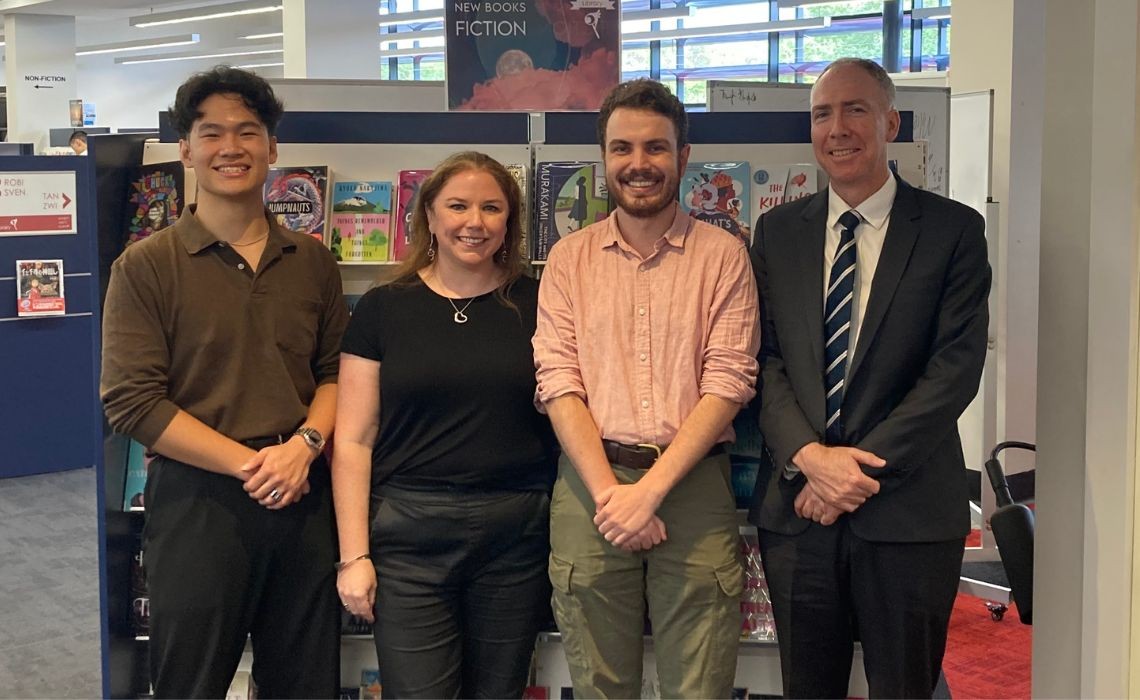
[0,468,102,698]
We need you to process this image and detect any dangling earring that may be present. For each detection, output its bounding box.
[497,245,508,264]
[427,233,436,262]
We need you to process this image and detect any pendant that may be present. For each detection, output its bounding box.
[453,311,468,324]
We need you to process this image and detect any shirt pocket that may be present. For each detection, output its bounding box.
[274,294,323,358]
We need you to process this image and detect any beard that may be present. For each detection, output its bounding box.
[607,162,681,219]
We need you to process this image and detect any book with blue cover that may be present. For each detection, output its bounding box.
[121,439,149,511]
[681,161,751,243]
[533,161,609,260]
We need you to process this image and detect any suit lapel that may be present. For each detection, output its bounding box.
[796,193,828,373]
[848,176,921,382]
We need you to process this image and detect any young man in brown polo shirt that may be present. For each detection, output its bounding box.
[101,67,348,698]
[533,79,761,698]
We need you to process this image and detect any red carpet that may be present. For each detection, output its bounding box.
[942,594,1031,698]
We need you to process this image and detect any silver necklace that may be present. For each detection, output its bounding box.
[446,296,475,324]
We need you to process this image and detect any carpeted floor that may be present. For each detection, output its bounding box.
[942,594,1031,699]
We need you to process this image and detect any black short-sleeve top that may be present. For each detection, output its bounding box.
[341,275,557,493]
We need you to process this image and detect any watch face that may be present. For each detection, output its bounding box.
[298,428,323,448]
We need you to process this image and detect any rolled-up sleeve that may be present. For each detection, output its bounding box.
[533,243,586,410]
[699,243,761,404]
[100,250,179,447]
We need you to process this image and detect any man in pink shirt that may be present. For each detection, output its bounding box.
[533,79,761,699]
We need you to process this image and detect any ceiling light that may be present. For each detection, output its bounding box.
[117,48,283,65]
[378,9,443,27]
[130,2,282,28]
[77,33,199,56]
[911,6,952,21]
[235,61,285,68]
[622,16,829,42]
[241,32,284,40]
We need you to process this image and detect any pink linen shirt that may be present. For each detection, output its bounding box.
[533,204,761,446]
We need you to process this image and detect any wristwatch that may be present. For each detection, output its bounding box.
[294,426,326,452]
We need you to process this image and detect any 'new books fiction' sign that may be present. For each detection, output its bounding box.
[445,0,620,111]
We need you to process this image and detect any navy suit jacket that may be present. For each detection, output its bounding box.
[748,175,991,543]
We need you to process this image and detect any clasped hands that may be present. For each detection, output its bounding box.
[593,481,668,552]
[792,442,885,525]
[238,436,315,509]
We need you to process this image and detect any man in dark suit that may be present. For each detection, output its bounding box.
[749,57,991,699]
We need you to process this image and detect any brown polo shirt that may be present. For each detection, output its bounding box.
[101,205,349,447]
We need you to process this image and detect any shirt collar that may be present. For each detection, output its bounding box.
[601,202,692,254]
[826,174,897,232]
[175,204,296,255]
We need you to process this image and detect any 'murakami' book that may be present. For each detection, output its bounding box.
[533,161,608,260]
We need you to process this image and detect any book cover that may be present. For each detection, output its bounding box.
[533,161,609,260]
[124,161,183,246]
[329,181,392,262]
[445,0,621,111]
[360,669,382,700]
[264,165,330,242]
[506,163,530,259]
[522,687,550,699]
[681,161,752,243]
[392,170,432,262]
[225,671,254,700]
[16,259,65,317]
[130,532,149,636]
[121,440,150,511]
[752,164,817,217]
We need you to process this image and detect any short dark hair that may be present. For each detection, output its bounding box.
[169,66,284,138]
[69,130,87,143]
[816,57,897,108]
[596,79,688,151]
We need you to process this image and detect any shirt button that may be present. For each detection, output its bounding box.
[638,307,645,316]
[641,399,649,408]
[640,353,647,361]
[237,263,245,270]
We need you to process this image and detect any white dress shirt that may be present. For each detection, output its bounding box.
[823,175,897,369]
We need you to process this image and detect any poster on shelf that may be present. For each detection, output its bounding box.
[444,0,621,111]
[0,171,77,236]
[15,259,66,317]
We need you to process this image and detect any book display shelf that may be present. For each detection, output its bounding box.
[94,105,926,697]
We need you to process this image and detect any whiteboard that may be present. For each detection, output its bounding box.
[948,90,993,216]
[707,80,950,197]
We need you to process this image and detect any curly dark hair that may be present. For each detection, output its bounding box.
[596,79,688,151]
[169,66,284,138]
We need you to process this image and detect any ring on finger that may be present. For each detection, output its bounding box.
[269,488,282,503]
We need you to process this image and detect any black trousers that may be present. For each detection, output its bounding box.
[758,520,964,699]
[144,455,340,699]
[371,487,552,699]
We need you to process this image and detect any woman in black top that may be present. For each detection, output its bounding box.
[333,152,557,698]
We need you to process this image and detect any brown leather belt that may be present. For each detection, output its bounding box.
[601,439,725,470]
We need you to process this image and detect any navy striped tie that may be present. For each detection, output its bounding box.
[824,210,860,444]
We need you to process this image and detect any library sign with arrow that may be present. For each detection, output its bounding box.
[0,172,77,235]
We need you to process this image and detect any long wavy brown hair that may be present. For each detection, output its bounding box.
[390,151,526,307]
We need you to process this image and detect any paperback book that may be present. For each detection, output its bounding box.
[506,163,530,259]
[16,259,66,317]
[681,161,751,243]
[533,161,609,260]
[392,170,432,261]
[445,0,621,111]
[752,164,817,218]
[121,439,150,511]
[264,165,330,242]
[329,181,392,262]
[124,161,183,246]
